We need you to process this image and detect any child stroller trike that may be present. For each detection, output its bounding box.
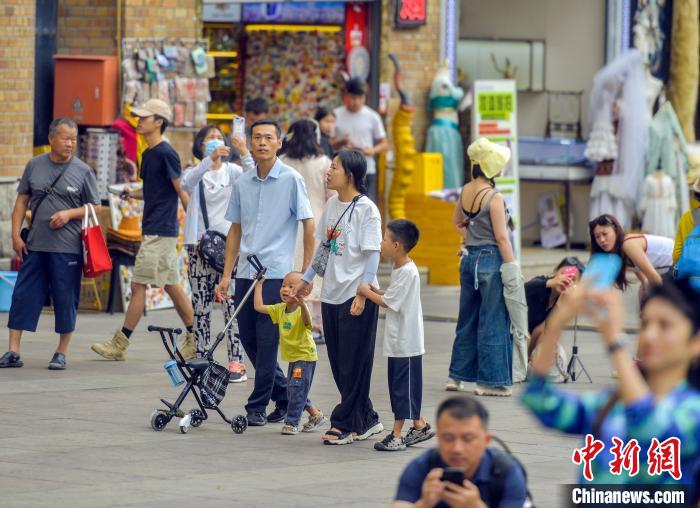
[147,254,266,435]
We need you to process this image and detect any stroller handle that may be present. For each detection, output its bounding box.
[246,254,267,278]
[147,325,183,335]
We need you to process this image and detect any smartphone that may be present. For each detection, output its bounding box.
[232,116,245,138]
[441,467,465,485]
[582,254,622,290]
[561,266,578,285]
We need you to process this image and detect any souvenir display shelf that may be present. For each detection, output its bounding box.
[120,37,211,129]
[243,25,345,130]
[204,23,244,133]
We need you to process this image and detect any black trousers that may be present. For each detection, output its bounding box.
[234,278,288,415]
[322,297,380,433]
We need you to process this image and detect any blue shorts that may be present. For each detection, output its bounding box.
[388,355,423,421]
[8,251,83,334]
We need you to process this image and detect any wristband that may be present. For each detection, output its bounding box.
[607,334,628,355]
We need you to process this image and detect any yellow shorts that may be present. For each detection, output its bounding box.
[132,235,179,287]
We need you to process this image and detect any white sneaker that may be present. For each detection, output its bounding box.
[445,378,460,391]
[474,385,512,397]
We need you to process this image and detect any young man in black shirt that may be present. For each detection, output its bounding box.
[91,99,196,361]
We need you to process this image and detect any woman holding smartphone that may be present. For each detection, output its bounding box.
[589,214,673,296]
[182,125,253,381]
[525,256,585,358]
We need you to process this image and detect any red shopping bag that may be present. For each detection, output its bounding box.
[82,204,112,278]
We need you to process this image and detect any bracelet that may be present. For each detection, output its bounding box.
[607,334,628,355]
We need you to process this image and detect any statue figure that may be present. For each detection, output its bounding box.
[424,64,465,189]
[388,53,416,219]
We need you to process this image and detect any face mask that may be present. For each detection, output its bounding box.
[204,139,224,157]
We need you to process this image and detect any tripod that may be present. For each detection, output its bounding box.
[565,316,592,383]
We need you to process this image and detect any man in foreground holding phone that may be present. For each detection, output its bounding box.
[393,396,527,508]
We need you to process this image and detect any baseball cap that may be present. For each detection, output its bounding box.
[131,99,172,122]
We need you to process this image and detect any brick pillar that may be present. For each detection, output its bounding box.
[380,0,442,150]
[0,1,36,177]
[57,0,117,55]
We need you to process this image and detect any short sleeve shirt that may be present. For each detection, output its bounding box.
[17,153,100,254]
[140,141,181,237]
[267,303,318,362]
[382,261,425,357]
[225,158,313,279]
[524,276,553,333]
[315,195,382,304]
[394,448,527,508]
[332,106,386,175]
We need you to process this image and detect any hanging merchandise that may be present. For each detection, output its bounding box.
[639,171,677,237]
[81,128,119,200]
[121,38,211,129]
[644,100,690,223]
[585,50,648,230]
[244,28,345,130]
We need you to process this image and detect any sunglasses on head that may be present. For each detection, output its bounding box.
[589,216,614,228]
[562,257,586,274]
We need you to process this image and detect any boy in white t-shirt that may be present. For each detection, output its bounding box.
[358,219,435,451]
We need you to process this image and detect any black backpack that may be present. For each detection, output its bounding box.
[427,436,534,508]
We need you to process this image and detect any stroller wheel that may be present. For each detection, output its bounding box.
[189,409,205,428]
[231,414,248,434]
[150,410,169,432]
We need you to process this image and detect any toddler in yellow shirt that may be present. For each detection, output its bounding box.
[254,271,326,435]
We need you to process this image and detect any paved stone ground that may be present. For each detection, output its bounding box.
[0,251,641,507]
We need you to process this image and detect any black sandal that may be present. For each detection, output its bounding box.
[323,429,354,445]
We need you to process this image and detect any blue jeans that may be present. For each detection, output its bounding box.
[286,360,316,427]
[449,245,512,387]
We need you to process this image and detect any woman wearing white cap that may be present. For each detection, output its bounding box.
[447,138,515,396]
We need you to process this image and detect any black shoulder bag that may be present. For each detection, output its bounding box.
[197,181,228,273]
[20,165,70,243]
[311,194,362,277]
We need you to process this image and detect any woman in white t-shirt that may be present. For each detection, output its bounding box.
[182,125,254,382]
[294,149,383,445]
[278,119,333,343]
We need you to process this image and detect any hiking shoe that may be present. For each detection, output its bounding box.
[354,422,384,441]
[267,406,287,423]
[0,351,23,368]
[374,433,406,451]
[445,378,460,391]
[179,332,196,360]
[91,330,129,361]
[474,385,512,397]
[281,424,299,435]
[404,423,436,447]
[48,352,66,370]
[247,412,267,426]
[228,361,248,383]
[302,412,328,433]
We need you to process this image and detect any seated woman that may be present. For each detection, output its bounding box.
[523,276,700,486]
[589,214,673,297]
[525,256,585,358]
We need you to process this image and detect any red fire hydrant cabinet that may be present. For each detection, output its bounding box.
[53,55,118,126]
